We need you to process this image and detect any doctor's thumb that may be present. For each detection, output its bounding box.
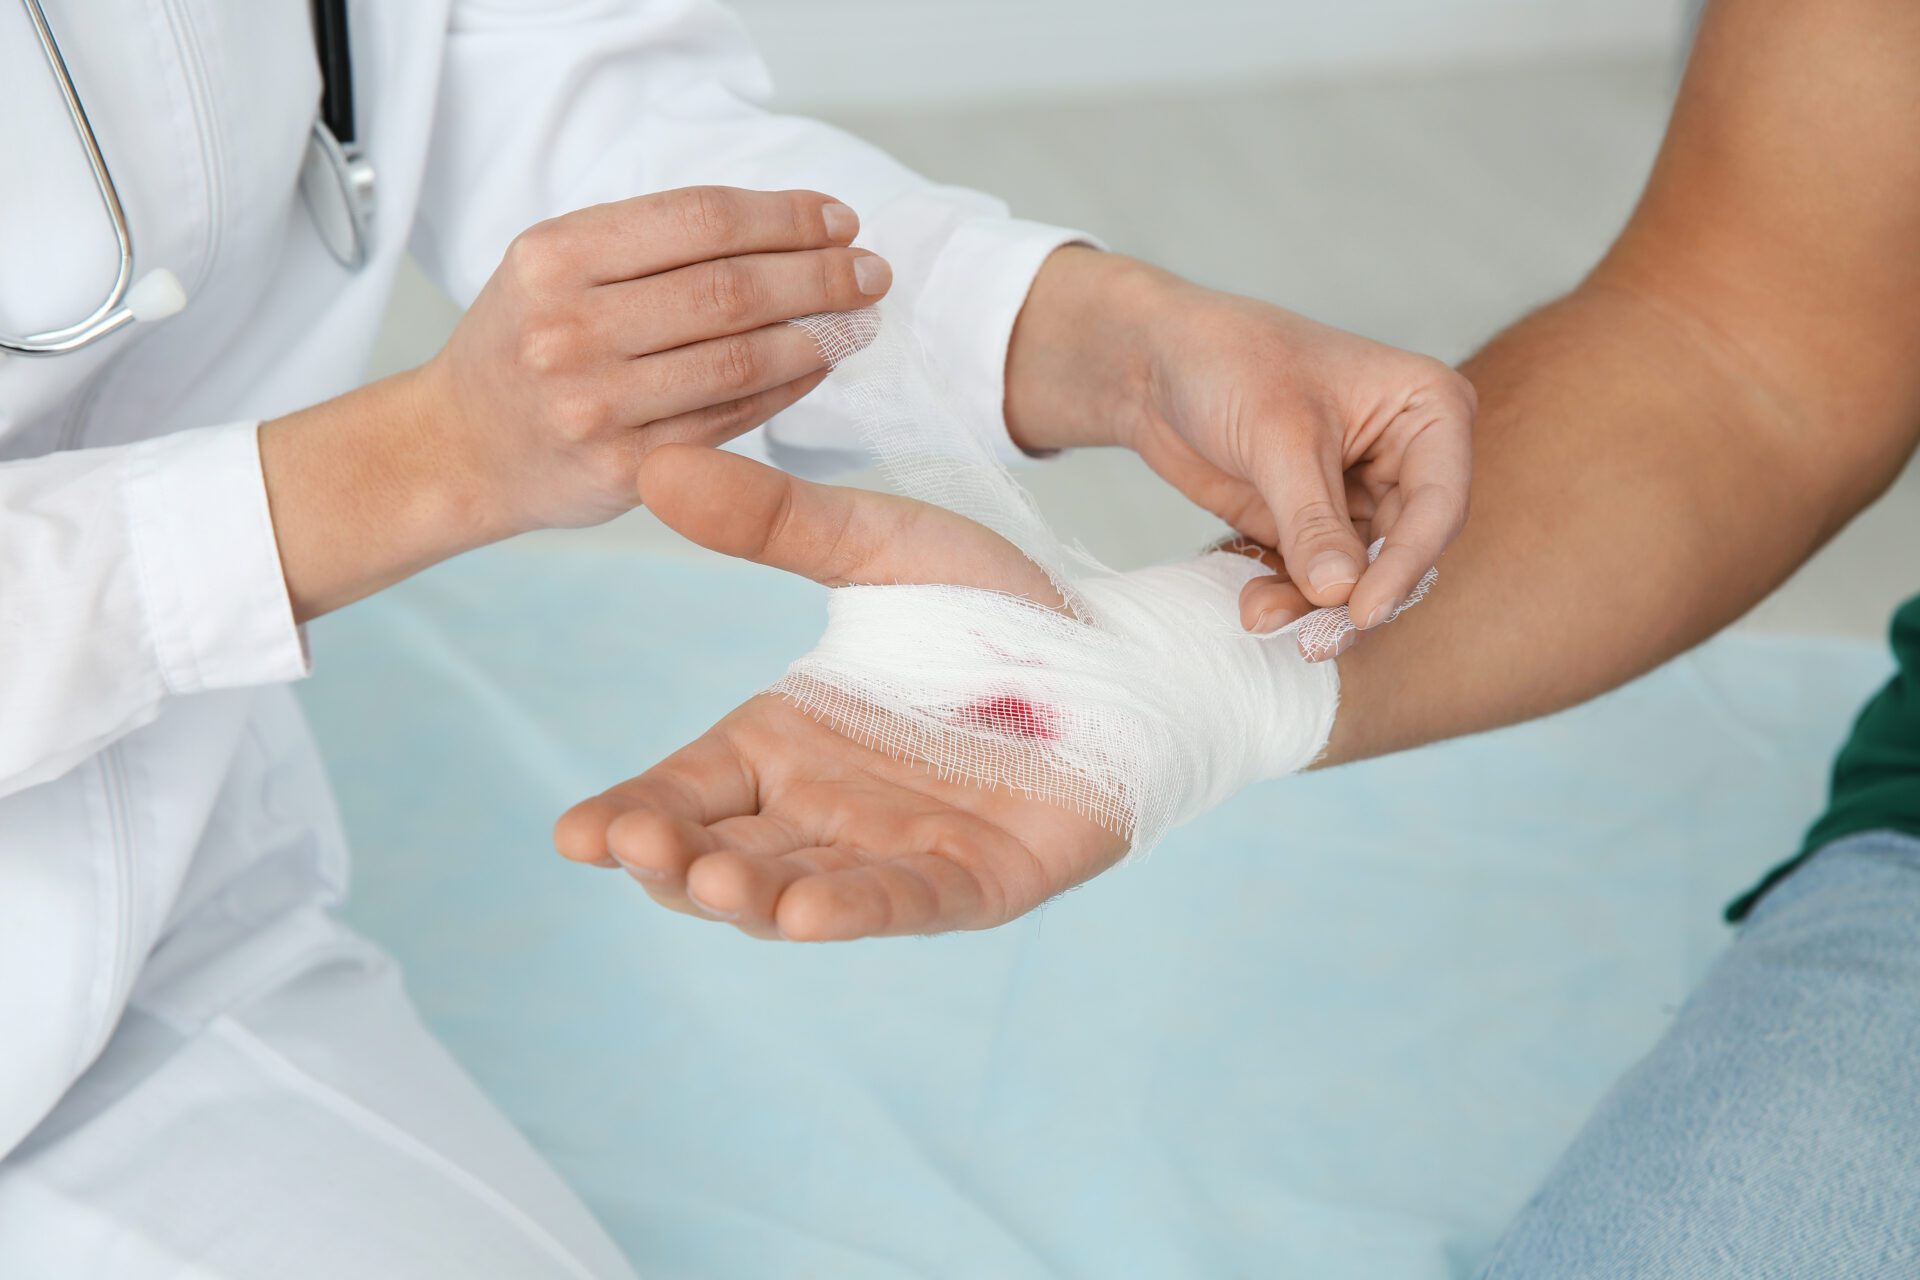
[1267,465,1369,610]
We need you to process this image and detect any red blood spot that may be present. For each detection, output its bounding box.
[958,694,1056,741]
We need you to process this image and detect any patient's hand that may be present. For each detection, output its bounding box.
[553,445,1127,940]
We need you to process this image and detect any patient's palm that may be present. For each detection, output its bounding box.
[554,443,1129,940]
[560,692,1124,940]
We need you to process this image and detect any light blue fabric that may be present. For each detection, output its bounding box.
[297,541,1892,1279]
[1481,830,1920,1279]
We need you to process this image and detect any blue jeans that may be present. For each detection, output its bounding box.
[1480,832,1920,1278]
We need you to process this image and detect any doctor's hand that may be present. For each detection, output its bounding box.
[418,186,892,536]
[1004,247,1474,655]
[553,444,1128,942]
[261,186,887,620]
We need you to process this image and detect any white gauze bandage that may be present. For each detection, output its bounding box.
[777,308,1432,855]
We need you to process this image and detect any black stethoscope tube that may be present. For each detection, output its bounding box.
[312,0,355,145]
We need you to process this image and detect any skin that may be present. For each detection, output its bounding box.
[1005,246,1473,632]
[557,442,1122,941]
[1327,0,1920,761]
[261,187,882,621]
[257,191,1472,630]
[556,0,1920,941]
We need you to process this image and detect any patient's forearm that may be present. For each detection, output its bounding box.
[1320,0,1920,765]
[1324,278,1908,765]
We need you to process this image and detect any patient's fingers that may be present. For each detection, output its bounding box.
[553,728,756,866]
[681,846,834,935]
[638,444,1061,603]
[604,809,719,879]
[686,801,1011,936]
[773,854,996,941]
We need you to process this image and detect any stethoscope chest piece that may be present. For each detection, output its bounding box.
[302,0,373,270]
[300,120,374,270]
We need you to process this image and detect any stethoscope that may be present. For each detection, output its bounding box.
[2,0,373,357]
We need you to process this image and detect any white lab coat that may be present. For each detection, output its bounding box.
[0,1,1078,1272]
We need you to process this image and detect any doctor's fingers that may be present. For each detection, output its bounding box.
[1345,416,1472,634]
[1254,433,1372,613]
[600,247,891,356]
[624,320,839,425]
[637,444,1063,604]
[636,369,829,455]
[524,187,862,285]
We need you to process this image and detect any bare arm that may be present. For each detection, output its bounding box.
[1321,0,1920,763]
[551,0,1920,942]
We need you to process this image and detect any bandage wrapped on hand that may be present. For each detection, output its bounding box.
[779,310,1430,855]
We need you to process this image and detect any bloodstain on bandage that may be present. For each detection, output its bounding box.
[958,694,1057,741]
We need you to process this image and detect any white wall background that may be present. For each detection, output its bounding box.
[727,0,1691,110]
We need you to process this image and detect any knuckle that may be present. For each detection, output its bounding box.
[1287,500,1351,550]
[505,220,568,285]
[712,333,765,393]
[676,392,756,445]
[594,446,638,492]
[515,317,579,376]
[1390,481,1465,549]
[701,259,762,324]
[750,473,801,562]
[698,399,747,436]
[779,491,864,587]
[789,190,818,241]
[1416,481,1470,541]
[820,250,849,302]
[679,185,741,245]
[550,388,613,441]
[1427,361,1476,410]
[1410,360,1476,424]
[1451,372,1480,419]
[709,392,764,436]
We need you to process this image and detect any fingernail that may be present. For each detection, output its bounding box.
[1303,626,1357,663]
[821,202,858,241]
[1306,552,1359,594]
[1251,607,1301,634]
[685,886,739,922]
[623,864,665,883]
[854,255,892,295]
[1360,597,1402,630]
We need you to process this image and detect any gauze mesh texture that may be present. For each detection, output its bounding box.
[777,308,1433,854]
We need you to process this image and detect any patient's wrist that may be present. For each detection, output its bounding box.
[1004,247,1172,454]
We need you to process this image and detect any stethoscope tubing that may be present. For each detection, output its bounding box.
[3,0,140,356]
[3,0,363,357]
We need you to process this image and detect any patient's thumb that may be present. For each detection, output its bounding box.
[636,443,1059,599]
[639,443,895,591]
[637,444,791,561]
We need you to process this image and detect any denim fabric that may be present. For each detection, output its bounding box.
[1482,832,1920,1279]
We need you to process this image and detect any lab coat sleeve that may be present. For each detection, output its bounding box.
[0,423,309,798]
[411,0,1097,465]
